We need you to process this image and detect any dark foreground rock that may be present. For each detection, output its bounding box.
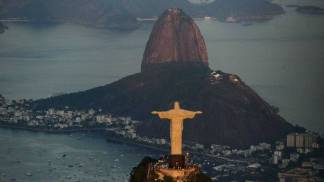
[32,8,298,148]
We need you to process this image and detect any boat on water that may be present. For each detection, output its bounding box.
[241,21,253,26]
[204,16,217,20]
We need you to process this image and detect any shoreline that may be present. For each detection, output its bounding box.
[0,123,169,153]
[0,13,278,25]
[0,18,139,31]
[0,123,105,134]
[0,124,246,164]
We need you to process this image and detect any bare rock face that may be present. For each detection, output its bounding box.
[141,8,208,72]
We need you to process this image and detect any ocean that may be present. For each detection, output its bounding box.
[0,128,160,182]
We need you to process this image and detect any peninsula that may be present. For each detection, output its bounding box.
[32,8,297,148]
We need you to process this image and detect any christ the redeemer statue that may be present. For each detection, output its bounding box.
[152,101,202,168]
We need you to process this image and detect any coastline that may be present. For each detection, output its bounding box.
[105,130,169,153]
[0,123,168,154]
[0,123,169,151]
[0,124,245,164]
[0,123,105,134]
[0,18,139,31]
[0,12,280,29]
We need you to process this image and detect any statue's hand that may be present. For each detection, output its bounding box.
[196,111,202,114]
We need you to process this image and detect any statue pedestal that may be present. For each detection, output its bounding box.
[155,165,198,182]
[169,155,185,169]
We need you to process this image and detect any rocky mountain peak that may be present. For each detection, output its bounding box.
[32,8,298,148]
[141,8,209,72]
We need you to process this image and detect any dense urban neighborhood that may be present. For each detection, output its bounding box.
[0,94,323,181]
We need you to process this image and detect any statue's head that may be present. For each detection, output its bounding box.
[174,101,180,110]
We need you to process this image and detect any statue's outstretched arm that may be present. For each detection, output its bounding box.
[183,110,202,119]
[152,111,171,119]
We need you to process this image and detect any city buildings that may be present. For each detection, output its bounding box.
[278,168,317,182]
[0,95,323,181]
[286,133,319,153]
